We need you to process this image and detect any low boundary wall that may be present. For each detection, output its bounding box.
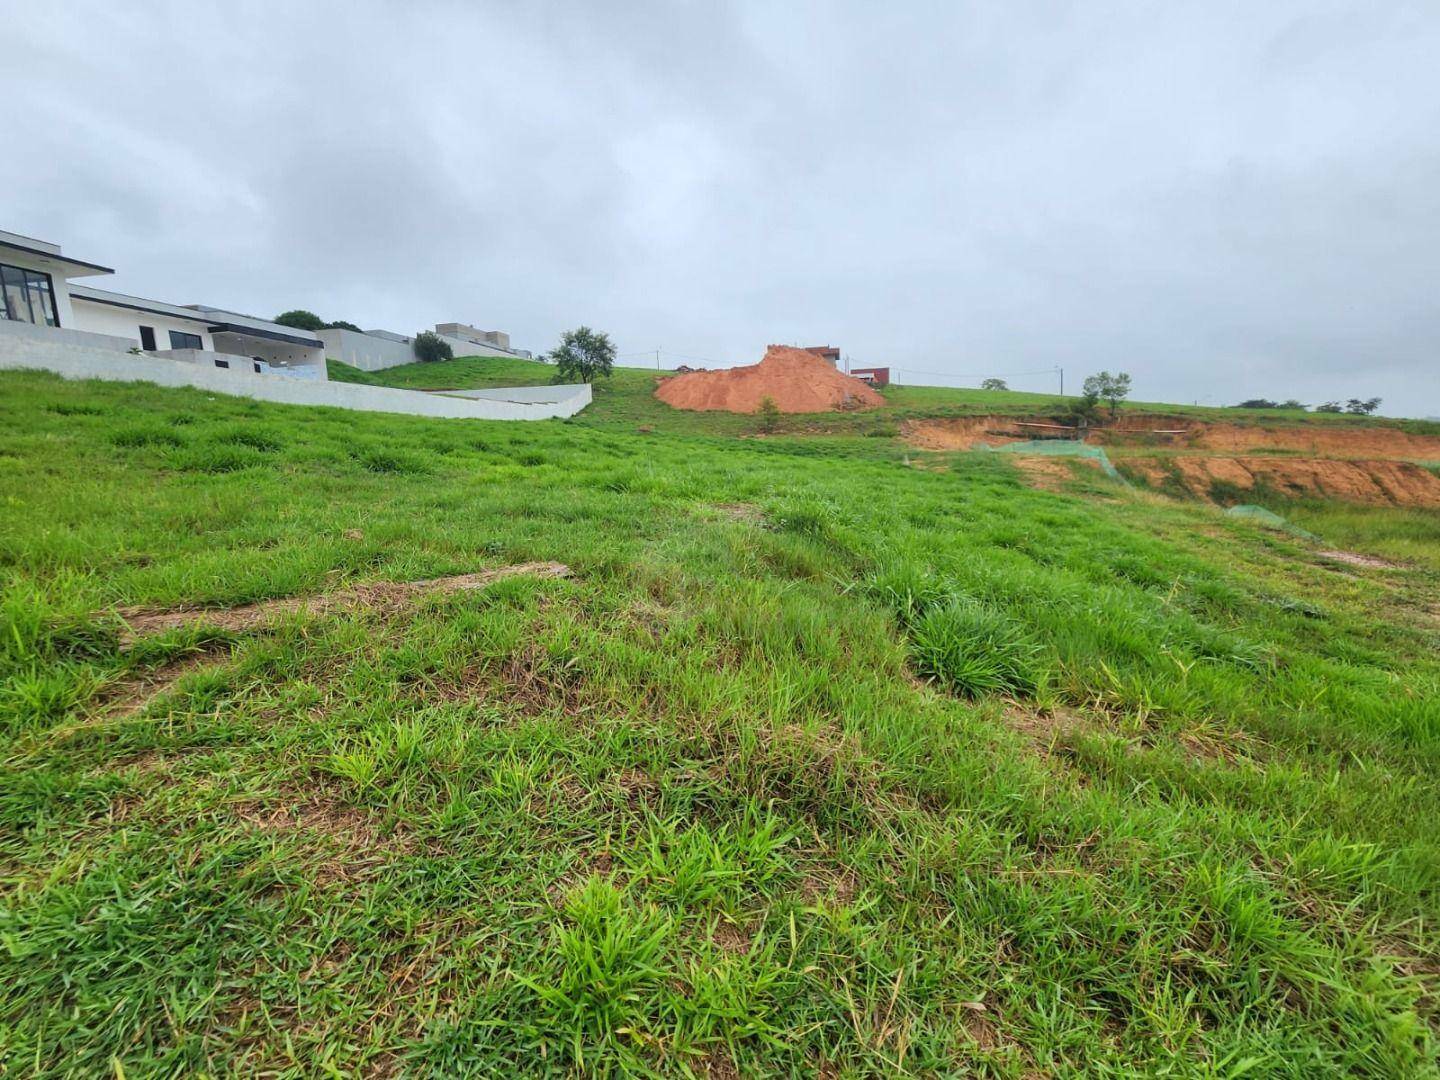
[0,327,591,421]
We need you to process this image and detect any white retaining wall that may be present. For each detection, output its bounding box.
[319,326,530,372]
[0,321,591,421]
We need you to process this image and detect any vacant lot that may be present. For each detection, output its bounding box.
[2,367,1438,1076]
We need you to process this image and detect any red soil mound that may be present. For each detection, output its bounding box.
[655,345,885,414]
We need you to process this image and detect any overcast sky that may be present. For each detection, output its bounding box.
[7,2,1439,415]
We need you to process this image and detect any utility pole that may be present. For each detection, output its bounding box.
[1058,367,1064,396]
[656,348,661,370]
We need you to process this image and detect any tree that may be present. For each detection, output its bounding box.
[981,378,1009,392]
[413,331,453,363]
[1082,371,1132,418]
[274,309,326,332]
[550,326,616,383]
[1062,389,1102,426]
[1235,399,1279,409]
[1316,401,1343,414]
[757,395,781,433]
[1280,399,1307,411]
[1345,397,1381,416]
[325,319,363,332]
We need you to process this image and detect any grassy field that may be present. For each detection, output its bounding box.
[327,356,1440,440]
[3,367,1439,1076]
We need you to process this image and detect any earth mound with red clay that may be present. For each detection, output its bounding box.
[655,345,885,414]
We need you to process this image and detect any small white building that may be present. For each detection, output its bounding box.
[0,229,326,380]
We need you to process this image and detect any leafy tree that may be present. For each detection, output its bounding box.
[1235,399,1279,409]
[1316,401,1343,414]
[413,331,453,363]
[274,309,326,332]
[1062,389,1103,426]
[1280,399,1307,411]
[550,326,616,383]
[981,378,1009,392]
[325,319,363,333]
[1345,397,1381,415]
[757,395,781,433]
[1081,371,1132,418]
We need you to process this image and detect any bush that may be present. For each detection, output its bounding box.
[413,331,453,364]
[909,599,1042,698]
[757,395,780,433]
[274,309,325,332]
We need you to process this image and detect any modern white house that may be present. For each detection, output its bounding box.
[0,229,326,379]
[0,227,590,421]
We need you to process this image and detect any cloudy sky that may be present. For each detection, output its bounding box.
[7,2,1439,414]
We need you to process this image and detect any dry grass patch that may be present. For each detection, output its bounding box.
[113,562,572,644]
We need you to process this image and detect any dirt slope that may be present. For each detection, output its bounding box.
[656,345,884,414]
[1123,457,1440,507]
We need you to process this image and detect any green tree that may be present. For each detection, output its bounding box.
[551,326,616,383]
[1082,371,1132,418]
[274,310,326,332]
[413,331,453,363]
[1316,401,1343,414]
[1346,397,1381,415]
[981,378,1009,392]
[325,319,363,333]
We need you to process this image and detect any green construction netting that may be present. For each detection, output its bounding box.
[972,439,1125,481]
[1224,504,1321,541]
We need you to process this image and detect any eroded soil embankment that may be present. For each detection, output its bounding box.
[1122,457,1440,508]
[903,414,1440,459]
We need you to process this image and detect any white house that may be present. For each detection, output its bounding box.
[0,229,326,380]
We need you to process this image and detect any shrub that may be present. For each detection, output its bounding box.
[757,395,780,433]
[413,331,453,363]
[909,599,1042,698]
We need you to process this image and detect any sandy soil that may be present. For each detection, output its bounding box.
[655,345,884,414]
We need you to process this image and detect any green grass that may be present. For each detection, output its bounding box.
[330,355,1440,441]
[3,368,1439,1075]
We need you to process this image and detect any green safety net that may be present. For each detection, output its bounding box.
[1224,504,1321,542]
[972,439,1125,481]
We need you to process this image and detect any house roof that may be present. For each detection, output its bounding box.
[0,231,114,278]
[70,288,324,348]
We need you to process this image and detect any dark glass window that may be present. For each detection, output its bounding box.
[0,263,59,326]
[214,357,229,369]
[138,326,157,351]
[169,330,203,350]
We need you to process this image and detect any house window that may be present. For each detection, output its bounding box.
[139,326,157,351]
[168,330,203,350]
[0,262,59,326]
[214,357,229,369]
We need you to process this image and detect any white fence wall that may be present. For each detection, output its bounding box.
[0,321,591,421]
[319,326,531,372]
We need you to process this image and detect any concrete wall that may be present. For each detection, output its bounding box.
[70,297,215,352]
[212,335,327,380]
[321,326,525,372]
[320,327,415,371]
[0,322,591,421]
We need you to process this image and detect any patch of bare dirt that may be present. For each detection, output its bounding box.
[1010,455,1102,491]
[708,502,766,524]
[1124,456,1440,508]
[903,412,1440,482]
[1093,414,1440,458]
[1004,704,1092,747]
[655,345,884,414]
[113,562,571,644]
[711,919,753,955]
[1316,549,1400,569]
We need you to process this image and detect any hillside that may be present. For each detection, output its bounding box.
[3,367,1439,1075]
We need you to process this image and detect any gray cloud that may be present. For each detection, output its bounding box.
[7,0,1439,414]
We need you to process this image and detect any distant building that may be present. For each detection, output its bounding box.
[436,322,510,351]
[803,345,840,368]
[850,366,890,387]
